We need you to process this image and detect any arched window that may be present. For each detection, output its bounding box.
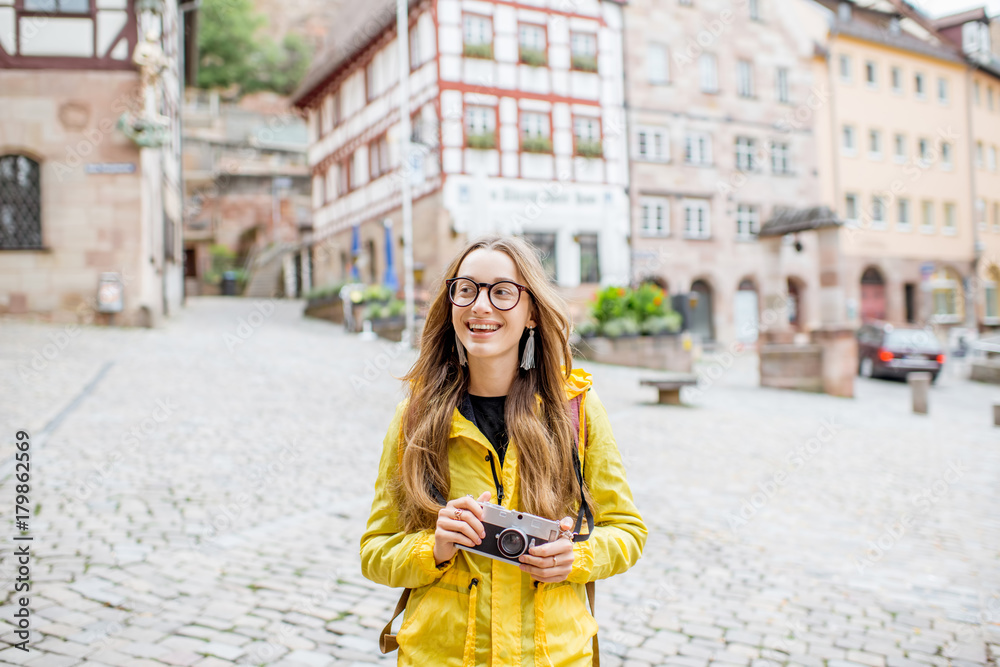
[0,155,42,250]
[930,267,963,323]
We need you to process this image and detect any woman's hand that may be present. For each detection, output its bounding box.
[433,491,492,566]
[518,517,576,583]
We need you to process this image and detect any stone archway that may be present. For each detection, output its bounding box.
[860,266,886,322]
[734,277,759,343]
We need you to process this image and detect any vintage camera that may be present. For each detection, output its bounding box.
[455,502,562,566]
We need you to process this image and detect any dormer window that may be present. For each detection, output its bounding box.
[888,17,901,35]
[838,2,852,22]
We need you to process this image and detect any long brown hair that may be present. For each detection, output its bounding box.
[393,234,597,532]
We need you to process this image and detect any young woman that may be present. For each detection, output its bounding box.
[361,235,647,666]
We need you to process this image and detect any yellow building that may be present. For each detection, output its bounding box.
[811,0,976,334]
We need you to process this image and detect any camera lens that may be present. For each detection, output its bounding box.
[497,528,527,557]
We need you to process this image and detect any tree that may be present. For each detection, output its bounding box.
[196,0,312,96]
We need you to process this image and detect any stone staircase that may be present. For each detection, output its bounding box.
[244,243,295,298]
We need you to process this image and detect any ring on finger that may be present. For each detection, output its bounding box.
[551,556,556,568]
[454,508,463,520]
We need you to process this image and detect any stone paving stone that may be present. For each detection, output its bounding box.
[847,649,887,667]
[21,655,80,667]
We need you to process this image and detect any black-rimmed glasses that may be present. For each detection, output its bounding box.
[446,277,530,311]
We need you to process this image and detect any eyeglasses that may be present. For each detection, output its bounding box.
[446,277,530,311]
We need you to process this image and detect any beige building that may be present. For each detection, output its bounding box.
[933,7,1000,331]
[0,0,193,326]
[809,0,980,337]
[623,0,826,345]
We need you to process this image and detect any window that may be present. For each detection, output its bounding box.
[838,2,852,21]
[941,142,952,170]
[845,193,858,221]
[975,81,981,105]
[989,145,997,171]
[410,24,422,68]
[573,116,602,158]
[369,134,391,179]
[976,141,984,167]
[332,90,342,127]
[995,202,1000,232]
[735,136,757,171]
[519,23,547,66]
[23,0,88,12]
[699,54,718,93]
[871,195,886,229]
[683,199,711,239]
[648,44,669,84]
[570,32,598,72]
[522,232,557,281]
[930,268,962,322]
[578,234,600,283]
[865,60,877,88]
[842,124,856,155]
[918,138,930,164]
[349,151,363,190]
[839,54,852,82]
[891,66,902,93]
[737,60,755,97]
[736,204,759,239]
[943,203,956,234]
[463,14,493,59]
[679,0,692,5]
[521,112,551,153]
[636,126,669,162]
[938,77,949,104]
[337,157,350,196]
[465,106,496,149]
[749,0,761,20]
[898,198,911,231]
[685,131,712,165]
[986,272,999,320]
[921,200,934,233]
[894,133,906,162]
[365,61,376,102]
[771,141,790,174]
[640,197,669,236]
[0,155,42,249]
[990,88,996,111]
[915,72,925,98]
[868,129,882,159]
[776,67,789,103]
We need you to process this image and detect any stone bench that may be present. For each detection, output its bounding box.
[640,376,698,405]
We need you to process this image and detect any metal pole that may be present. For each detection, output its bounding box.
[397,0,416,349]
[178,0,201,307]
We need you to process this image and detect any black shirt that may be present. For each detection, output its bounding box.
[468,394,509,467]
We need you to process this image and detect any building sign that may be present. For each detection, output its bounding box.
[97,273,124,313]
[85,163,137,175]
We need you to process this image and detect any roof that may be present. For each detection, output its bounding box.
[933,7,989,30]
[291,0,409,108]
[759,206,843,237]
[832,17,965,63]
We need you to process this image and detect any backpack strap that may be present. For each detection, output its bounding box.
[379,587,411,653]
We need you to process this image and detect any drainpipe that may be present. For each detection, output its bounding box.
[965,64,982,333]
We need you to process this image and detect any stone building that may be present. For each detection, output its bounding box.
[622,0,826,346]
[0,0,194,326]
[291,0,631,313]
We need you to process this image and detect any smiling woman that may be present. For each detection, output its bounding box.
[360,234,648,666]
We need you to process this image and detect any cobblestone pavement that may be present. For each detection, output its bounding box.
[1,296,998,667]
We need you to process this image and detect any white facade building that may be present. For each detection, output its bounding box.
[293,0,630,296]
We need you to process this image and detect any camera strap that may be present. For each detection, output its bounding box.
[569,392,594,542]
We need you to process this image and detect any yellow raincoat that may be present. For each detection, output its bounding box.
[360,368,647,666]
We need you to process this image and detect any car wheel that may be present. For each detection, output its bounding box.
[860,356,875,378]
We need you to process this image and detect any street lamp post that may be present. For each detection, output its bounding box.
[396,0,416,349]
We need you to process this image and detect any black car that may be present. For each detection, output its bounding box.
[857,323,945,382]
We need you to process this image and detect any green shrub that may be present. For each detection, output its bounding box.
[640,313,682,335]
[463,42,493,59]
[467,132,496,149]
[304,282,345,301]
[572,54,598,72]
[521,136,552,153]
[519,47,547,66]
[362,285,394,303]
[575,139,603,158]
[386,299,405,318]
[627,283,669,322]
[601,317,640,338]
[205,244,237,284]
[591,286,630,325]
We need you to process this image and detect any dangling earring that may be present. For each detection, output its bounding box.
[520,327,536,371]
[455,331,467,366]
